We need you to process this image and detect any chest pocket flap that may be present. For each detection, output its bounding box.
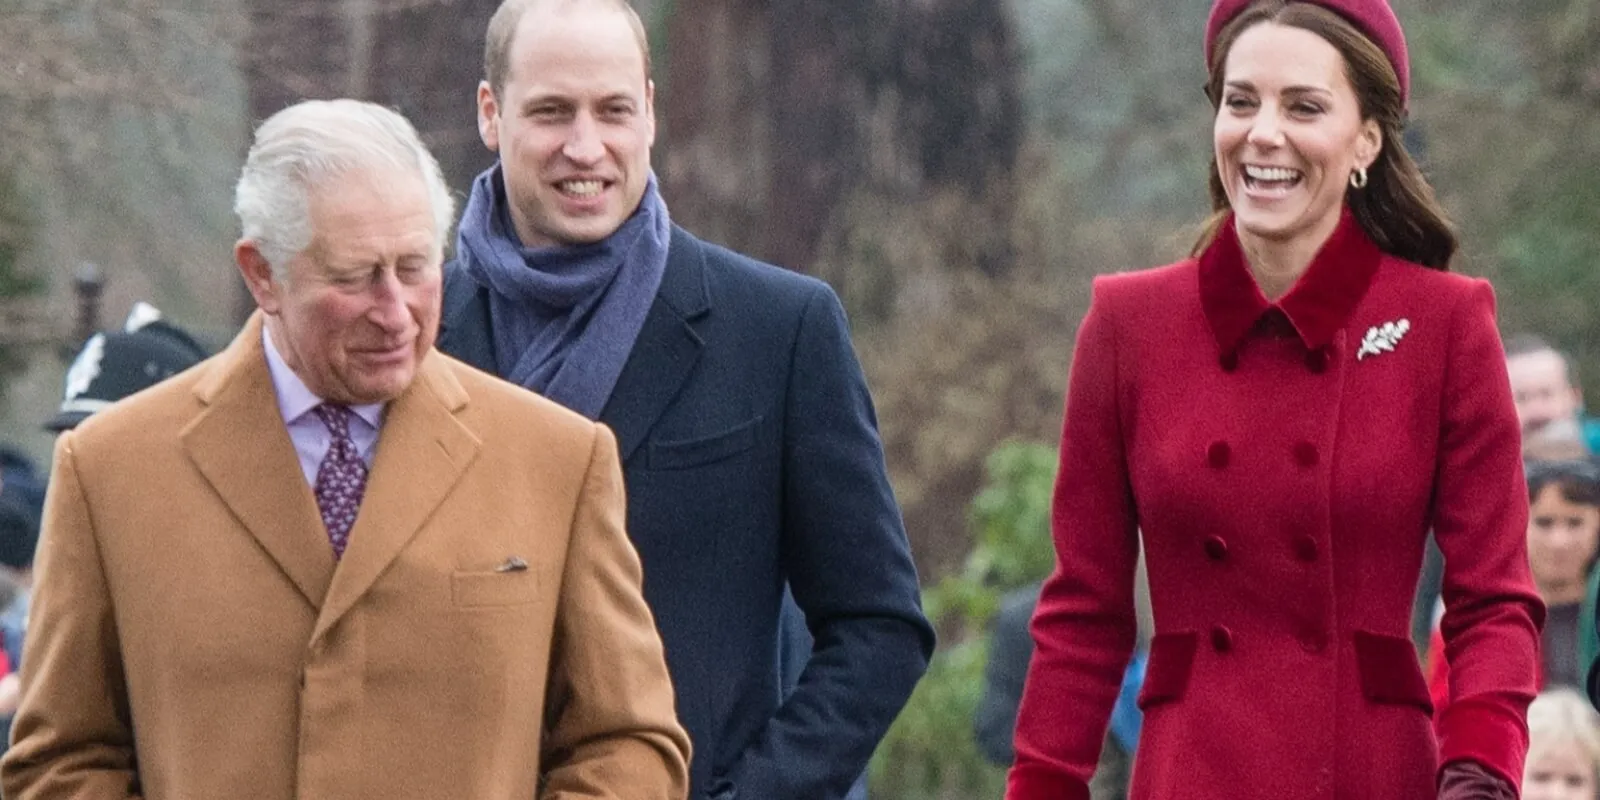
[644,415,762,470]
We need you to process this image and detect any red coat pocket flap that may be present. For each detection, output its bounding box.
[1353,630,1433,713]
[1136,632,1197,710]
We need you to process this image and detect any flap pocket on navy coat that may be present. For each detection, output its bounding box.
[645,416,762,470]
[1353,630,1433,714]
[452,569,538,608]
[1136,632,1197,710]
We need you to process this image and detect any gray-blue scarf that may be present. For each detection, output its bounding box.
[456,163,669,419]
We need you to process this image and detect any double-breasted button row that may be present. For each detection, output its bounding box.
[1204,441,1320,468]
[1212,625,1326,654]
[1204,535,1228,560]
[1292,534,1319,562]
[1197,534,1318,565]
[1211,625,1233,653]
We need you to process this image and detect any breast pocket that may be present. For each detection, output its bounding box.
[643,416,763,471]
[451,568,539,609]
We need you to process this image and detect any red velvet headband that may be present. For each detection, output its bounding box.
[1204,0,1410,108]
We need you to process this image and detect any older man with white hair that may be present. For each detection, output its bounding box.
[0,98,689,800]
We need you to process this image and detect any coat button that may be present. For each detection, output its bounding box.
[1219,352,1239,373]
[1298,626,1327,653]
[1204,535,1228,561]
[1293,534,1319,562]
[1211,625,1234,653]
[1293,442,1319,467]
[1207,441,1231,469]
[1305,348,1330,373]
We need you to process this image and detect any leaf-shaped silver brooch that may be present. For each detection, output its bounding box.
[1356,319,1410,361]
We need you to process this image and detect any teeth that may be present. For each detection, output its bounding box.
[560,180,603,196]
[1245,165,1299,182]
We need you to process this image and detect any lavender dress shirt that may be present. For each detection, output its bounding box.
[261,325,383,485]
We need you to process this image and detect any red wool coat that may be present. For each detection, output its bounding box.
[1007,212,1544,800]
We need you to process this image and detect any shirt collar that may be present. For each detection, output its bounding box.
[260,324,385,429]
[1198,207,1384,357]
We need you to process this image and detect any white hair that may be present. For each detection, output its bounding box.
[233,99,456,277]
[1527,688,1600,774]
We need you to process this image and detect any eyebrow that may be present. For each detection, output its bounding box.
[521,91,637,108]
[1224,80,1335,97]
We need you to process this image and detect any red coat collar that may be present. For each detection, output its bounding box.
[1198,209,1384,357]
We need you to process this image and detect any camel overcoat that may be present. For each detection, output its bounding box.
[1,315,690,800]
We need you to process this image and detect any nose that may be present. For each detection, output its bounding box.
[1247,106,1284,148]
[1547,528,1573,551]
[366,271,411,333]
[562,112,604,165]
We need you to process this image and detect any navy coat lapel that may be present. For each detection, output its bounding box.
[439,227,710,464]
[436,266,497,375]
[599,226,710,464]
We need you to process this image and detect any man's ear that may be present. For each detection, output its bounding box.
[644,79,657,148]
[478,81,502,152]
[235,240,282,315]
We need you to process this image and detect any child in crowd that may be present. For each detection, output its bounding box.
[1523,688,1600,800]
[1429,459,1600,718]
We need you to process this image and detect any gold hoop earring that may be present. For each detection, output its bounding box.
[1349,167,1368,189]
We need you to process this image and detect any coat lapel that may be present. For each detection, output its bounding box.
[1199,208,1384,357]
[181,314,335,610]
[598,225,710,464]
[312,351,480,643]
[438,226,710,464]
[436,263,497,375]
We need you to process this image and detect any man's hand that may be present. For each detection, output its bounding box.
[0,673,23,717]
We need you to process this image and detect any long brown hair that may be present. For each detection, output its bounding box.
[1192,1,1457,269]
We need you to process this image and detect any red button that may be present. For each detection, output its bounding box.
[1305,348,1330,373]
[1298,627,1327,653]
[1219,352,1239,373]
[1211,626,1234,653]
[1208,441,1231,469]
[1293,442,1319,467]
[1204,536,1228,561]
[1293,534,1319,562]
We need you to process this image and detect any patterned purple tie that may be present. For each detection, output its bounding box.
[312,404,367,559]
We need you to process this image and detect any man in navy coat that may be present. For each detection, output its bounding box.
[437,2,933,798]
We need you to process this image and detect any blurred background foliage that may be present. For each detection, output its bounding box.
[0,168,45,382]
[1,0,1597,791]
[869,440,1057,799]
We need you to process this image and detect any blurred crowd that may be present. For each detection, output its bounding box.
[0,303,208,750]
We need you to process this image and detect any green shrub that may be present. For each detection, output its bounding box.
[870,439,1058,798]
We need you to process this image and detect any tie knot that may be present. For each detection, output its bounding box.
[313,403,354,440]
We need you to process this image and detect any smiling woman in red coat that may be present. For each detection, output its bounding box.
[1006,2,1545,799]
